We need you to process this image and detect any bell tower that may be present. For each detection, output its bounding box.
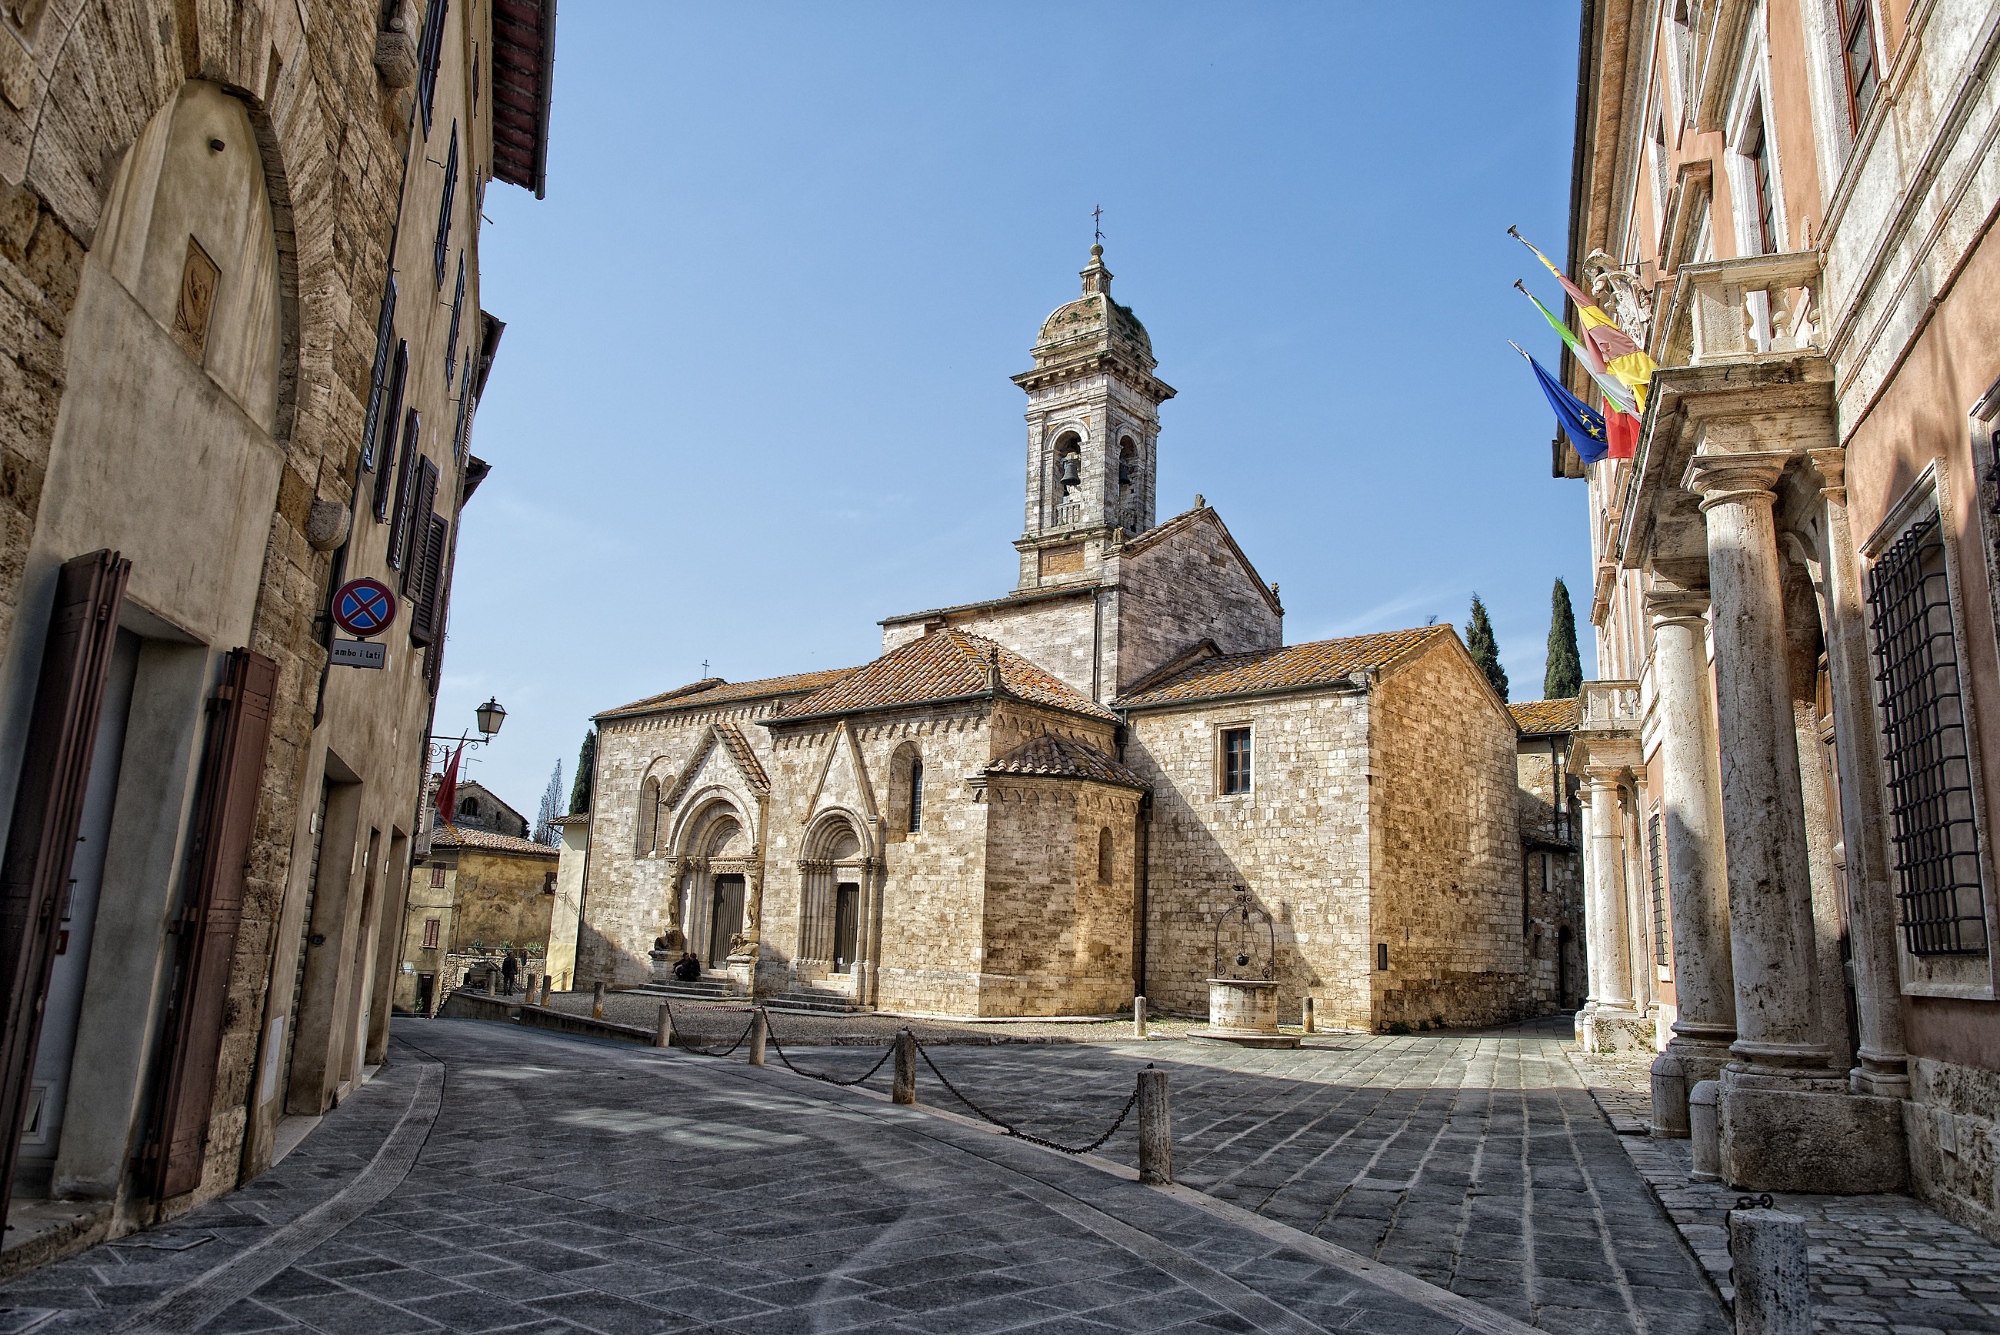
[1011,245,1176,591]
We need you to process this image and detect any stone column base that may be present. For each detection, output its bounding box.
[1719,1077,1910,1193]
[1579,1008,1655,1055]
[1652,1041,1733,1137]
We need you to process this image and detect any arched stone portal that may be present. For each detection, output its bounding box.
[797,813,872,991]
[671,798,757,974]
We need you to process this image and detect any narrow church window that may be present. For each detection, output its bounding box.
[638,778,661,853]
[1866,509,1989,956]
[908,758,923,833]
[1097,827,1114,884]
[458,796,477,818]
[1222,728,1252,795]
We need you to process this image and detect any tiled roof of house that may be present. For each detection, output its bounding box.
[712,721,771,793]
[549,813,590,827]
[599,667,860,721]
[986,732,1148,791]
[1119,626,1451,709]
[432,825,560,858]
[784,629,1117,722]
[1508,697,1583,735]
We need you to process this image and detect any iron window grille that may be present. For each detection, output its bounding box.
[1866,511,1990,955]
[1648,811,1670,968]
[1222,728,1252,795]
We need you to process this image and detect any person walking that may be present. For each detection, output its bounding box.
[501,950,520,995]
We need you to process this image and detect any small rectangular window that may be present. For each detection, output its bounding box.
[1744,108,1777,254]
[1222,727,1252,795]
[422,917,440,949]
[360,278,398,470]
[1376,942,1388,972]
[434,124,458,288]
[429,865,446,888]
[1648,810,1671,968]
[416,0,448,135]
[1867,509,1989,956]
[1840,0,1879,133]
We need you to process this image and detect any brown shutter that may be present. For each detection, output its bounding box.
[410,510,448,646]
[400,458,439,597]
[387,411,422,570]
[145,648,276,1200]
[0,551,130,1228]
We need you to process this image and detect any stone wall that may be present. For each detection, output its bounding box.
[1127,689,1374,1028]
[880,592,1099,698]
[1516,741,1586,1011]
[1372,642,1527,1030]
[1114,512,1282,693]
[448,848,561,958]
[1906,1057,2000,1244]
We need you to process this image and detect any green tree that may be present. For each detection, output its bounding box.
[1466,594,1509,701]
[1545,577,1582,699]
[568,728,596,814]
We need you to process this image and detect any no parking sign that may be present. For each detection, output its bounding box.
[331,578,396,637]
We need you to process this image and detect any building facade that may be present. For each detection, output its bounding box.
[393,819,568,1016]
[0,0,553,1262]
[578,251,1529,1031]
[1564,0,2000,1236]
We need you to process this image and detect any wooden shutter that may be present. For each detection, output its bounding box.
[360,280,398,470]
[372,342,408,520]
[424,524,452,698]
[387,411,421,568]
[409,511,448,647]
[0,550,130,1227]
[145,649,276,1200]
[400,458,439,598]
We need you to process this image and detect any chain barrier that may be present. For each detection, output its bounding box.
[914,1038,1140,1156]
[659,998,757,1058]
[764,1025,895,1088]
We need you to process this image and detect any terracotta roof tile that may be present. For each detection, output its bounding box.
[549,813,590,827]
[432,824,560,857]
[1508,698,1583,734]
[713,721,770,793]
[599,667,860,721]
[986,732,1147,790]
[785,630,1116,722]
[1119,626,1450,708]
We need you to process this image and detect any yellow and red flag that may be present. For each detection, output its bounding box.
[1510,227,1657,414]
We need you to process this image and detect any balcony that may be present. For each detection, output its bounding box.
[1654,250,1823,369]
[1579,679,1642,733]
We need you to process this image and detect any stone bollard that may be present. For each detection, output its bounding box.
[1302,997,1315,1034]
[524,972,538,1004]
[591,980,605,1020]
[892,1030,916,1105]
[485,970,497,997]
[540,977,554,1006]
[1133,995,1148,1039]
[1729,1208,1810,1335]
[1651,1050,1690,1138]
[748,1008,768,1066]
[655,1003,673,1049]
[1690,1080,1722,1183]
[1138,1066,1172,1185]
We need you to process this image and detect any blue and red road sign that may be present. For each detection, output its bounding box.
[332,578,396,638]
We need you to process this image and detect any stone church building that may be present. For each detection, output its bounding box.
[579,248,1534,1030]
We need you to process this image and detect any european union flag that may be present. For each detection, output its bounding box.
[1523,351,1608,464]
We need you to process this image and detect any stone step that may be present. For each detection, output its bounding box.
[765,991,871,1015]
[634,980,737,1002]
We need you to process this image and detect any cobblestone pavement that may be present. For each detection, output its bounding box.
[1571,1048,2000,1333]
[0,1020,1554,1335]
[768,1025,1729,1335]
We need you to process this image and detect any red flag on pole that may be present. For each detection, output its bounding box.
[435,743,464,828]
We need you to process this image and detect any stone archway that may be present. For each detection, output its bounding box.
[797,812,871,991]
[671,797,756,972]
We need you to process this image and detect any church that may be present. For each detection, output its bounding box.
[576,247,1537,1030]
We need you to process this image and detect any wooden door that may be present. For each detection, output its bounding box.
[708,875,744,967]
[144,648,276,1200]
[0,551,129,1230]
[833,884,859,973]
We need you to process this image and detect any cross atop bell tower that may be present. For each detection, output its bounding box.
[1010,245,1177,591]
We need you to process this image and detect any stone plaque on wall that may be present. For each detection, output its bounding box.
[1038,543,1084,577]
[170,235,220,363]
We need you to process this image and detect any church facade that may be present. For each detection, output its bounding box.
[578,249,1534,1030]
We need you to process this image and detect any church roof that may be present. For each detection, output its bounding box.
[986,732,1147,791]
[780,629,1118,723]
[1508,697,1583,735]
[1118,626,1451,709]
[432,824,561,858]
[598,667,860,721]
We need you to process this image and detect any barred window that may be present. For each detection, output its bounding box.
[907,758,923,833]
[1222,728,1252,795]
[1648,810,1670,968]
[1866,511,1989,955]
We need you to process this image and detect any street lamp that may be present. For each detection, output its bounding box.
[475,696,507,738]
[428,697,508,767]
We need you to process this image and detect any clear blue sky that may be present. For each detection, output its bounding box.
[445,1,1593,815]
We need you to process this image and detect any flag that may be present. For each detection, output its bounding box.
[1516,283,1637,418]
[435,743,464,828]
[1514,344,1608,464]
[1605,406,1639,460]
[1511,228,1658,411]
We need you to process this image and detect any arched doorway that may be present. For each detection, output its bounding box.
[798,815,867,984]
[673,800,754,972]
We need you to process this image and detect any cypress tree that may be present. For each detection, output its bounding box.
[1466,594,1509,701]
[1545,577,1583,699]
[568,728,596,814]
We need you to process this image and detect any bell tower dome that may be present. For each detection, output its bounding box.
[1010,245,1176,591]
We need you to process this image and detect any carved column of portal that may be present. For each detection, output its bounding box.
[1647,585,1737,1129]
[1687,453,1829,1073]
[1810,450,1909,1097]
[1689,449,1907,1193]
[1583,765,1637,1015]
